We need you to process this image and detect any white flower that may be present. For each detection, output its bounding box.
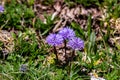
[90,76,106,80]
[90,73,106,80]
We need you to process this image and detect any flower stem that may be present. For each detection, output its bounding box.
[53,46,58,61]
[71,50,75,61]
[64,40,67,58]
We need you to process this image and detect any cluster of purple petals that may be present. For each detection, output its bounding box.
[46,33,63,46]
[46,27,84,50]
[58,27,75,40]
[0,5,4,13]
[67,37,84,50]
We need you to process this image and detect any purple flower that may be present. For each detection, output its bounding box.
[19,64,27,72]
[58,27,75,40]
[67,37,84,50]
[46,33,63,46]
[0,5,4,13]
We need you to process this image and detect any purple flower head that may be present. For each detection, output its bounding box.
[67,37,84,50]
[46,33,63,46]
[58,27,75,40]
[0,5,4,13]
[19,64,27,72]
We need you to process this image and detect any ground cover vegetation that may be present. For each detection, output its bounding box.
[0,0,120,80]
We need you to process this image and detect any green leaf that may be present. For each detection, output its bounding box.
[71,22,85,39]
[87,15,92,37]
